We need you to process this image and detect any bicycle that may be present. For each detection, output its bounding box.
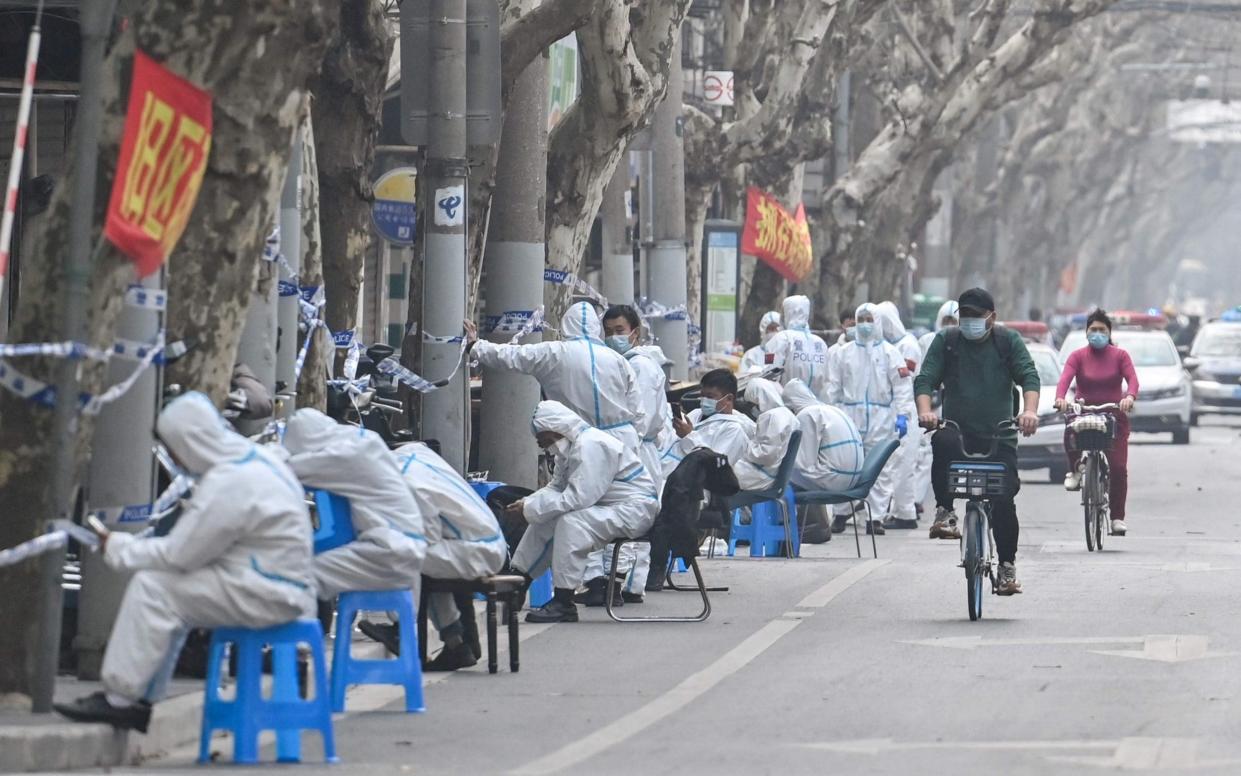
[1065,402,1119,552]
[936,419,1016,621]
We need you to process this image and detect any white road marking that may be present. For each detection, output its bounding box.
[904,634,1233,663]
[510,559,888,775]
[798,736,1241,768]
[1046,737,1241,770]
[798,738,1119,755]
[1090,634,1235,663]
[903,635,1147,650]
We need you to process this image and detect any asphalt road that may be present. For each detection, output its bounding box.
[105,417,1241,775]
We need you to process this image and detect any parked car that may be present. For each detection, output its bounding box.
[1059,328,1192,444]
[1018,344,1070,482]
[1185,320,1241,425]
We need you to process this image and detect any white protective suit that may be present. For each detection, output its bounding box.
[826,304,914,519]
[661,406,755,476]
[733,378,798,491]
[875,302,924,523]
[783,379,866,494]
[284,408,425,598]
[740,311,782,373]
[512,402,659,590]
[393,442,507,630]
[766,296,830,398]
[915,300,959,502]
[471,301,644,451]
[101,393,315,702]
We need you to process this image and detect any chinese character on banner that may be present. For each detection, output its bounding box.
[740,187,813,283]
[104,50,213,277]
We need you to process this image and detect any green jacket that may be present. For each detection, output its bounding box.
[914,326,1041,446]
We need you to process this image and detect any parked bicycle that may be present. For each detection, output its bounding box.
[935,419,1017,621]
[1065,402,1120,552]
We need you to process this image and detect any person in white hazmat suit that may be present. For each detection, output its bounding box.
[507,401,659,623]
[740,310,782,373]
[783,379,866,493]
[733,378,798,491]
[662,368,755,476]
[766,295,830,398]
[283,408,426,599]
[875,301,924,530]
[358,441,509,671]
[826,303,914,535]
[578,305,671,606]
[55,393,315,733]
[914,300,958,505]
[465,300,644,454]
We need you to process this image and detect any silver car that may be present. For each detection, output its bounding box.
[1186,321,1241,424]
[1019,344,1070,482]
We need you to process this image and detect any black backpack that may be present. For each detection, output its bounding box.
[942,325,1021,415]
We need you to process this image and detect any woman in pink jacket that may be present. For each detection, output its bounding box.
[1055,309,1138,535]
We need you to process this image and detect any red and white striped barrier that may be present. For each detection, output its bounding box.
[0,6,44,308]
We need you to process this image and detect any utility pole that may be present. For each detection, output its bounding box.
[478,58,547,489]
[600,155,634,304]
[275,134,302,412]
[648,37,689,379]
[38,0,117,712]
[76,271,160,679]
[420,0,469,472]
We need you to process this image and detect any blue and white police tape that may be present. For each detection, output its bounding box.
[543,268,608,306]
[0,340,110,361]
[278,279,300,297]
[293,319,327,381]
[483,307,549,344]
[638,300,688,322]
[125,285,167,311]
[422,331,464,345]
[0,333,166,414]
[376,356,440,393]
[0,530,70,570]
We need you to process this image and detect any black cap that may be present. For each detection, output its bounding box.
[958,287,995,314]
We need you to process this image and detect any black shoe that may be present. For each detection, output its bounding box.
[883,516,918,530]
[526,599,579,623]
[831,515,850,534]
[575,577,623,607]
[357,620,401,656]
[866,521,886,536]
[54,692,151,733]
[621,591,644,604]
[801,522,832,544]
[423,641,479,672]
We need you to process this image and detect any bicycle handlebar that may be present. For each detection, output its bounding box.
[933,418,1018,459]
[1066,401,1122,415]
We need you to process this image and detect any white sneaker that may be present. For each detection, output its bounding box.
[1111,519,1127,535]
[1064,472,1081,491]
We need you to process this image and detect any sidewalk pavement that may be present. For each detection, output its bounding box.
[0,631,416,773]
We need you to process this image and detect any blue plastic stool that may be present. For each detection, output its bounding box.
[528,570,553,607]
[199,620,337,765]
[331,590,425,713]
[728,486,798,558]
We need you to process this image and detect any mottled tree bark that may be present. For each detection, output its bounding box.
[297,112,330,411]
[310,0,392,344]
[0,0,332,700]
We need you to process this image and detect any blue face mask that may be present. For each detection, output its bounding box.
[959,317,989,341]
[845,326,857,342]
[1087,332,1109,350]
[699,397,719,417]
[605,335,632,355]
[856,322,876,341]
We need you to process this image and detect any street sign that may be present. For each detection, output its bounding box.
[371,167,418,245]
[702,222,740,352]
[703,70,734,107]
[400,0,502,147]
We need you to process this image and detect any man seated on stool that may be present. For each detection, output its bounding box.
[357,441,508,671]
[662,368,755,476]
[283,408,426,603]
[507,400,659,623]
[55,392,315,732]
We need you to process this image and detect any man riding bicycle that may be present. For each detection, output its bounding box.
[915,288,1041,596]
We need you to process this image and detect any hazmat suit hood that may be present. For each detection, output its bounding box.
[875,301,908,343]
[744,378,786,414]
[156,391,254,476]
[759,311,782,344]
[935,300,960,331]
[783,295,811,331]
[855,303,882,343]
[633,344,672,366]
[532,400,591,442]
[782,379,820,414]
[560,301,603,342]
[284,407,348,456]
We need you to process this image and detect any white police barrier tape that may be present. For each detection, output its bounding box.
[376,357,438,393]
[0,531,69,568]
[124,285,167,311]
[422,331,464,344]
[261,226,297,279]
[483,307,549,344]
[0,341,109,361]
[544,268,608,306]
[278,279,300,297]
[94,503,153,527]
[111,336,165,365]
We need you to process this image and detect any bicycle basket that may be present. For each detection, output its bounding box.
[1070,414,1113,452]
[947,461,1008,499]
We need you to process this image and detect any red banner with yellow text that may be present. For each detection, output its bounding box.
[740,187,813,283]
[105,50,212,277]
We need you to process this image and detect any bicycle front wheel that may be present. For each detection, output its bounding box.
[964,505,984,621]
[1083,455,1098,552]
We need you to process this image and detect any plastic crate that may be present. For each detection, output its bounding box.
[947,461,1008,499]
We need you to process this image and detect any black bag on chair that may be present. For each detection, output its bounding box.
[484,485,535,565]
[647,449,739,589]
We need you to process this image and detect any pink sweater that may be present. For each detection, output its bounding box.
[1056,344,1139,404]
